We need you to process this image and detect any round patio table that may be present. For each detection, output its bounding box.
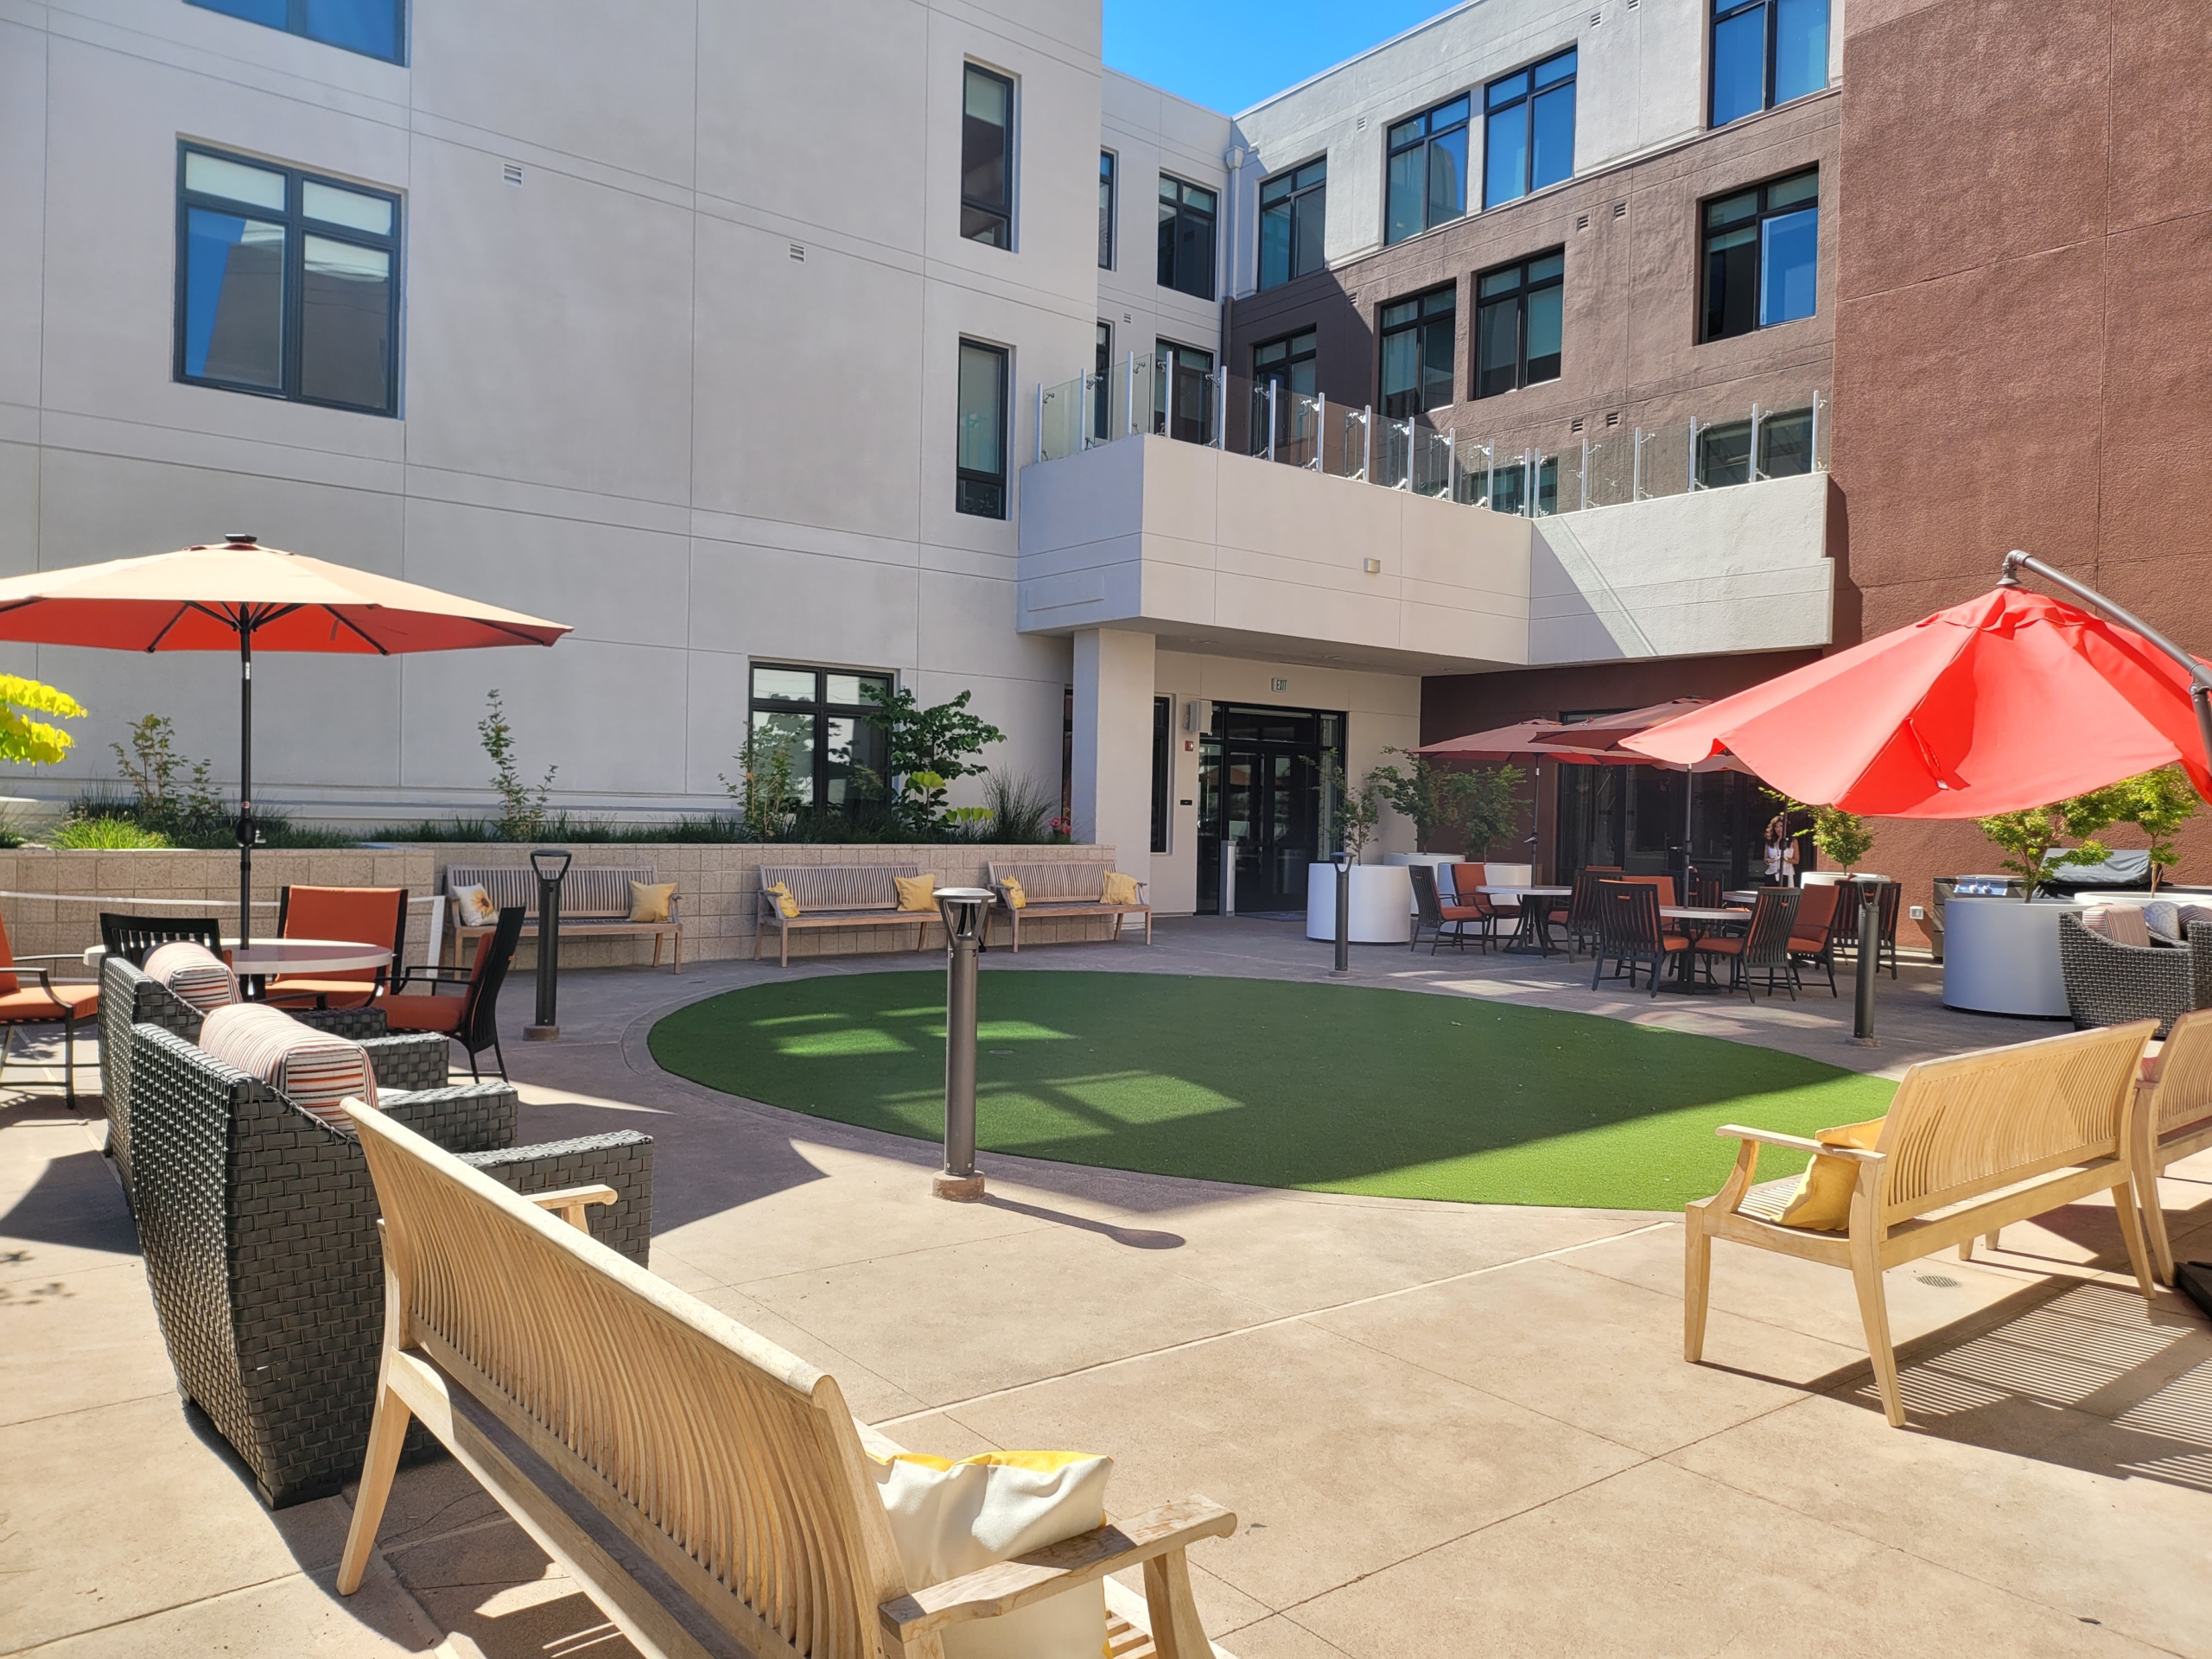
[1659,906,1751,991]
[84,937,392,1001]
[1478,885,1573,955]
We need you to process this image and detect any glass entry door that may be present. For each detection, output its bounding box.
[1197,704,1344,913]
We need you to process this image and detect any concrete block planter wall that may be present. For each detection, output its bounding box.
[0,843,1122,969]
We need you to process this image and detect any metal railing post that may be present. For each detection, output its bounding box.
[1580,435,1590,510]
[1034,380,1045,465]
[1688,416,1701,491]
[1811,391,1825,470]
[1631,427,1643,500]
[1749,403,1763,481]
[1217,371,1228,448]
[1125,352,1136,439]
[1314,391,1327,471]
[1362,404,1374,482]
[1443,427,1455,498]
[1265,379,1278,463]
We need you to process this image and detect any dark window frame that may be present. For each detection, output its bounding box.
[1482,48,1578,209]
[747,664,894,812]
[1257,156,1326,289]
[955,338,1010,518]
[1154,338,1214,444]
[188,0,405,65]
[1156,174,1217,300]
[1709,0,1830,128]
[1098,149,1116,269]
[174,142,403,416]
[1384,94,1471,246]
[1151,696,1172,854]
[1699,168,1819,343]
[1473,249,1565,399]
[961,62,1015,250]
[1378,283,1458,418]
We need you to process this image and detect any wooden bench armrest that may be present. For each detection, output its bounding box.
[527,1184,620,1232]
[1715,1124,1884,1163]
[876,1497,1235,1643]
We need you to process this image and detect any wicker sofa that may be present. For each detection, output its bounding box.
[98,955,448,1201]
[125,1012,654,1508]
[2058,912,2212,1039]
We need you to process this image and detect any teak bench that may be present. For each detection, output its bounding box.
[1685,1020,2158,1427]
[336,1103,1236,1658]
[987,861,1151,952]
[754,864,943,968]
[446,864,683,972]
[2128,1007,2212,1284]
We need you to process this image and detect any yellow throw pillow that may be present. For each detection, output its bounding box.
[1001,876,1027,910]
[894,873,938,912]
[766,880,801,918]
[1101,871,1141,906]
[628,880,676,924]
[1777,1116,1887,1231]
[871,1450,1111,1659]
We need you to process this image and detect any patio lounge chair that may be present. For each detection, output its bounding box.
[374,906,525,1081]
[1686,1021,2158,1427]
[2126,1006,2212,1284]
[1593,880,1687,995]
[264,884,407,1010]
[2058,912,2212,1039]
[127,1007,652,1507]
[336,1104,1238,1659]
[1693,887,1798,1001]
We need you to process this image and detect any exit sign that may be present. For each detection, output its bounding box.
[1271,677,1288,692]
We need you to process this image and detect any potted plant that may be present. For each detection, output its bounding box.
[1812,805,1875,875]
[1371,750,1526,908]
[2113,766,2198,893]
[1975,791,2120,899]
[1307,760,1409,944]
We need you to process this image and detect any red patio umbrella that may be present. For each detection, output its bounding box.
[1415,718,1575,760]
[0,535,570,931]
[1622,577,2212,815]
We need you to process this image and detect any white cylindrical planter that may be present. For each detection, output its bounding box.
[1306,862,1413,944]
[1942,896,2085,1017]
[1386,851,1461,912]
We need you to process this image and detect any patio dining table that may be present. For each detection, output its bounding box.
[82,937,391,999]
[1478,886,1573,956]
[1658,905,1751,991]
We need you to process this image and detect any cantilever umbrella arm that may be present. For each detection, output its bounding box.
[1999,550,2212,781]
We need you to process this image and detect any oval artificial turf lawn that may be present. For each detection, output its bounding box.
[648,970,1897,1211]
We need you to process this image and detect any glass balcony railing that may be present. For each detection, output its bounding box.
[1032,366,1829,522]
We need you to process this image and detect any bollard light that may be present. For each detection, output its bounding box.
[1331,849,1352,978]
[932,887,995,1200]
[524,847,572,1041]
[1850,878,1884,1047]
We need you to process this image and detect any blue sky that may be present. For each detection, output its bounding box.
[1103,0,1462,113]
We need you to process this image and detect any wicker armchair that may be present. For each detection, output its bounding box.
[2058,913,2212,1039]
[126,1019,654,1507]
[98,955,445,1200]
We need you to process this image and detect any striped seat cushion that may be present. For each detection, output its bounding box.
[143,941,238,1014]
[199,1002,379,1129]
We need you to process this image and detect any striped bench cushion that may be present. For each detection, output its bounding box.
[143,941,238,1014]
[199,1002,379,1129]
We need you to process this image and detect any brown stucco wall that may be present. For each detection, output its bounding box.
[1227,90,1841,461]
[1829,0,2212,937]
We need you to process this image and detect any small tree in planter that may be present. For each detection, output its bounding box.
[1977,786,2126,899]
[1812,805,1875,874]
[1369,748,1527,857]
[2112,765,2199,893]
[857,684,1007,837]
[1322,757,1382,864]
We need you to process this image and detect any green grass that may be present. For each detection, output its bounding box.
[648,971,1896,1211]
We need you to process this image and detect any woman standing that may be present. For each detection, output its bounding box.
[1762,814,1801,886]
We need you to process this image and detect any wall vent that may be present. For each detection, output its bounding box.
[1611,200,1627,219]
[1627,0,1638,8]
[1605,410,1620,427]
[1356,115,1368,130]
[1576,212,1590,230]
[1590,10,1602,23]
[1570,417,1585,433]
[789,242,805,262]
[502,162,524,186]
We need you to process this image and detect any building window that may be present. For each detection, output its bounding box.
[188,0,404,64]
[1257,158,1326,289]
[1251,328,1317,454]
[1701,169,1818,341]
[1157,176,1217,299]
[1484,49,1576,209]
[955,339,1008,518]
[1098,150,1116,269]
[1380,285,1456,417]
[1154,340,1213,443]
[1151,696,1172,854]
[961,64,1014,249]
[748,665,893,810]
[175,145,400,416]
[1474,251,1564,398]
[1711,0,1830,128]
[1696,405,1815,486]
[1385,96,1469,245]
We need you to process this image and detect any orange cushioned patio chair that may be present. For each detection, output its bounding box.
[264,886,407,1011]
[372,906,524,1082]
[0,909,99,1107]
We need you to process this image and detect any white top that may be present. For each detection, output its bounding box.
[1663,906,1752,923]
[223,938,392,976]
[1476,886,1572,898]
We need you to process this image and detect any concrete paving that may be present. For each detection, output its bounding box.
[3,916,2209,1657]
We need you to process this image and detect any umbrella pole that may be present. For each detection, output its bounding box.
[238,625,253,945]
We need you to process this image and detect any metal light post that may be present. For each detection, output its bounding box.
[524,847,571,1042]
[1851,878,1885,1046]
[932,887,994,1201]
[1332,849,1352,977]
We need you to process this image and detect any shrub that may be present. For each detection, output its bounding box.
[983,772,1056,843]
[52,816,170,849]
